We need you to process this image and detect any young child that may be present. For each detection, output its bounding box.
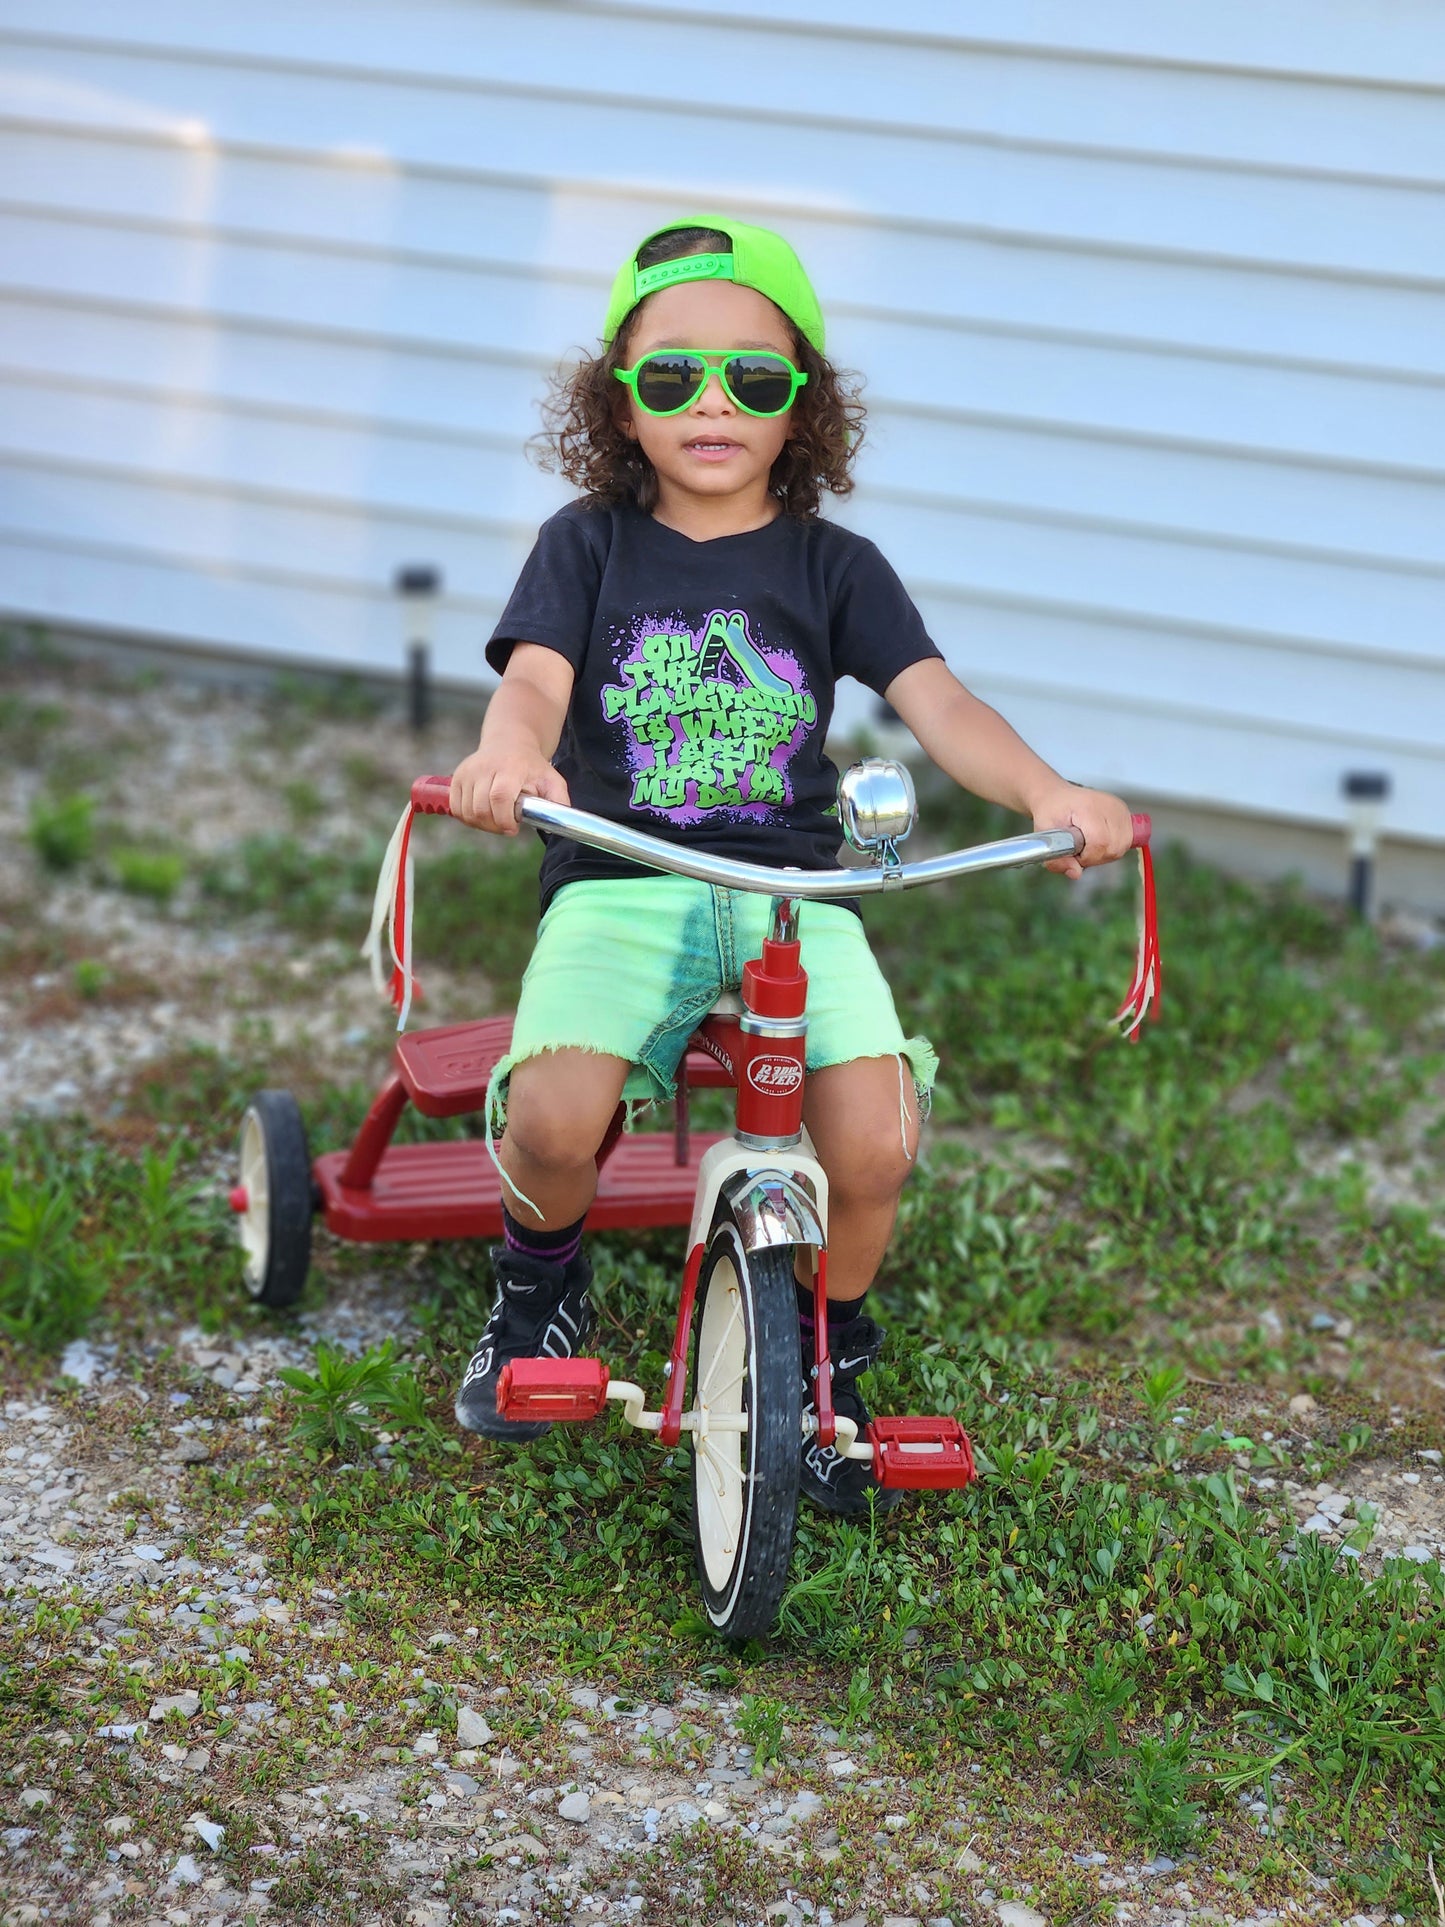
[449,215,1133,1512]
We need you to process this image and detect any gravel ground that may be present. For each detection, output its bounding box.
[7,1340,1424,1927]
[1,662,1440,1927]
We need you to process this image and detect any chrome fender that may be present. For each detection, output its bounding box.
[719,1170,824,1253]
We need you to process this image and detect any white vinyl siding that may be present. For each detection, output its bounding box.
[0,0,1442,842]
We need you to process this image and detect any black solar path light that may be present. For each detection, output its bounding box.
[1341,770,1391,920]
[395,564,442,734]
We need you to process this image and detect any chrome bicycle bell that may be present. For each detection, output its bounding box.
[837,758,917,865]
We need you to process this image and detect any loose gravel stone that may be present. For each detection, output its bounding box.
[456,1705,495,1748]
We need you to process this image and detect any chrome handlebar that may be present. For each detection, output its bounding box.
[409,777,1092,896]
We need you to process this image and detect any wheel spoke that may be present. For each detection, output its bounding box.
[701,1364,745,1404]
[698,1297,744,1406]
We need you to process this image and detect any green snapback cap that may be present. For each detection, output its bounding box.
[603,213,826,355]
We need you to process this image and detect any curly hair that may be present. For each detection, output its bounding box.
[532,226,865,520]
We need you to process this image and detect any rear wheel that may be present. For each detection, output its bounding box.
[236,1091,313,1309]
[689,1216,801,1639]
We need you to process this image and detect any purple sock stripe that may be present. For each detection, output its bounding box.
[502,1221,584,1266]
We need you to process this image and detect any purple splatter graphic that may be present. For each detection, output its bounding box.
[601,608,817,826]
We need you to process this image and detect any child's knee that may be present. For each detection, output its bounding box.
[807,1055,921,1197]
[504,1053,622,1171]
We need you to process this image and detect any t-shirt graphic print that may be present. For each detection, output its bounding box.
[602,607,817,824]
[485,503,942,909]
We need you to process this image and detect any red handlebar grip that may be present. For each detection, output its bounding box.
[1130,812,1151,849]
[411,775,453,816]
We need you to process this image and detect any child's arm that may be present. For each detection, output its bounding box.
[450,644,575,836]
[884,658,1132,880]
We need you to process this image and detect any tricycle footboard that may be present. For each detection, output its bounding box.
[315,1130,730,1243]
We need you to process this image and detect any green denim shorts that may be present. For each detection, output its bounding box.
[485,878,935,1211]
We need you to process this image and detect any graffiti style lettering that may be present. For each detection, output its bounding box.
[602,609,816,826]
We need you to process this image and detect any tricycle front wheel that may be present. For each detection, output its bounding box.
[690,1217,801,1639]
[236,1091,313,1309]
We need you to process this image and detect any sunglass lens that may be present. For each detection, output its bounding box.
[725,355,795,415]
[634,353,707,414]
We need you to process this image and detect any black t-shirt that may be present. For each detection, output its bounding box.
[485,502,943,910]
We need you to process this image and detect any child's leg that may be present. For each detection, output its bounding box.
[796,1054,920,1515]
[499,1049,631,1228]
[802,1055,920,1300]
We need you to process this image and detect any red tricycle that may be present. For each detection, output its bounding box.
[233,759,1158,1638]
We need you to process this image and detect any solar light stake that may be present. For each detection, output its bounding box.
[1341,770,1390,919]
[395,565,441,734]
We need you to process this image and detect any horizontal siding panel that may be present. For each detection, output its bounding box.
[3,360,1437,671]
[862,493,1445,669]
[2,228,1445,477]
[7,456,1443,760]
[5,197,1445,406]
[8,1,1445,183]
[0,370,564,527]
[4,38,1443,285]
[866,413,1445,569]
[572,0,1445,90]
[957,681,1445,839]
[0,458,533,608]
[0,294,543,447]
[910,592,1445,755]
[0,528,501,683]
[6,302,1442,569]
[5,367,1441,677]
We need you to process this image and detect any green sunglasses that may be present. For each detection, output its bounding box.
[613,348,808,419]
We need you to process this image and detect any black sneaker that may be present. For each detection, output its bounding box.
[454,1247,595,1440]
[799,1313,904,1515]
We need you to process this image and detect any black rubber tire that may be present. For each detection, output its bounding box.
[236,1090,313,1309]
[689,1216,801,1640]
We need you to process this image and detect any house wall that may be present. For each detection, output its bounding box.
[1,0,1442,880]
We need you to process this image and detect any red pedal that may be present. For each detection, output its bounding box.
[495,1358,610,1422]
[866,1416,977,1491]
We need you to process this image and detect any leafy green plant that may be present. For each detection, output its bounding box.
[839,1663,875,1733]
[737,1693,786,1774]
[1140,1364,1188,1424]
[72,958,110,998]
[28,790,94,871]
[0,1160,107,1349]
[111,846,186,902]
[119,1139,218,1283]
[278,1340,437,1457]
[1124,1720,1204,1851]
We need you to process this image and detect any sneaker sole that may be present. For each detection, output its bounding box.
[453,1395,551,1443]
[799,1468,905,1517]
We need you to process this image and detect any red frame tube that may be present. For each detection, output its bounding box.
[339,1072,408,1190]
[659,1241,706,1447]
[734,936,807,1141]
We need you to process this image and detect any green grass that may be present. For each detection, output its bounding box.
[196,827,541,1005]
[4,765,1445,1917]
[27,788,95,870]
[109,843,187,902]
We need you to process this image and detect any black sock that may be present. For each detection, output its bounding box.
[501,1207,586,1270]
[795,1277,868,1330]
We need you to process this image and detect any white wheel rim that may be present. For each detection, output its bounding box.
[693,1252,750,1592]
[237,1110,271,1292]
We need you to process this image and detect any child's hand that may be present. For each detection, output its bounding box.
[1031,783,1134,880]
[449,746,570,836]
